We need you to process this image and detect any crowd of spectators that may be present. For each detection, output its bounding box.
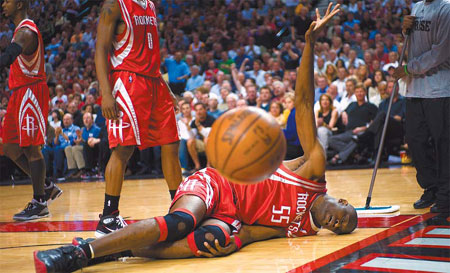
[0,0,413,181]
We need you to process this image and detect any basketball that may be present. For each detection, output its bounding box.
[206,107,286,184]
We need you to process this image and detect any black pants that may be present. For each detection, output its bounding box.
[83,143,99,171]
[406,97,449,208]
[98,139,111,173]
[168,82,186,96]
[365,111,404,151]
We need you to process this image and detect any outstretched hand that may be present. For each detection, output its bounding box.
[305,3,340,42]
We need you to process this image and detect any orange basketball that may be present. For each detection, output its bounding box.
[206,107,286,184]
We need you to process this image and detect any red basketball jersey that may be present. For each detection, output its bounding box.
[8,19,46,90]
[231,164,327,237]
[110,0,161,77]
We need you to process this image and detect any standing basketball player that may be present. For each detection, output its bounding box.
[1,0,62,221]
[33,5,357,272]
[94,0,182,237]
[393,0,450,213]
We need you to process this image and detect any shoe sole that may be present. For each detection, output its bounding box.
[47,190,63,205]
[13,213,49,222]
[33,251,48,273]
[94,230,107,238]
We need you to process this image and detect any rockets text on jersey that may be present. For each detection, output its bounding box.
[110,0,161,77]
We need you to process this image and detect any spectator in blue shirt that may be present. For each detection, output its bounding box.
[81,112,101,178]
[241,2,254,21]
[234,46,253,71]
[207,93,223,119]
[342,12,360,34]
[314,75,329,103]
[185,65,204,92]
[164,51,190,95]
[283,108,304,159]
[54,114,80,179]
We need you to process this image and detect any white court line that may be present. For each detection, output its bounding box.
[362,257,450,273]
[405,238,450,247]
[426,228,450,236]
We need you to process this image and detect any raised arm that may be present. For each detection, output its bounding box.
[95,0,121,121]
[294,3,340,179]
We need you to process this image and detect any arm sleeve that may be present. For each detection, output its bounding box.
[407,6,450,75]
[0,42,22,69]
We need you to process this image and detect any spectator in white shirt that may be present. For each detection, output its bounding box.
[332,67,348,99]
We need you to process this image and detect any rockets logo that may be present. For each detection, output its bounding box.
[21,115,39,137]
[108,111,131,143]
[109,78,141,145]
[18,88,45,142]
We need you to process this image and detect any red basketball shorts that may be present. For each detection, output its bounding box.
[2,82,49,147]
[171,168,241,230]
[108,71,179,150]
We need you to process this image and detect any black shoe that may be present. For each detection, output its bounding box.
[95,211,128,238]
[72,237,95,246]
[34,245,88,273]
[44,183,63,204]
[430,204,450,213]
[413,198,434,209]
[13,200,49,221]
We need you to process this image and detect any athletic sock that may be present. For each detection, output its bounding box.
[79,243,92,259]
[169,190,177,200]
[30,158,46,197]
[103,194,120,216]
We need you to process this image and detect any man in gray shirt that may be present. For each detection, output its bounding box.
[394,0,450,213]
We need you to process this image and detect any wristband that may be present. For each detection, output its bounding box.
[404,65,409,76]
[234,236,242,250]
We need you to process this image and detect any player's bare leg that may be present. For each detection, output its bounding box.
[95,144,135,237]
[104,145,135,196]
[161,141,182,199]
[92,195,206,257]
[132,218,232,259]
[34,195,207,272]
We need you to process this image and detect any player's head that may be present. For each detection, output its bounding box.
[2,0,28,17]
[311,194,358,235]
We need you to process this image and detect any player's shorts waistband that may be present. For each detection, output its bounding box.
[10,79,46,91]
[110,70,162,79]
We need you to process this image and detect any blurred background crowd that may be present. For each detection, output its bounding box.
[0,0,413,182]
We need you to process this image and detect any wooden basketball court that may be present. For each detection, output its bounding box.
[1,166,448,272]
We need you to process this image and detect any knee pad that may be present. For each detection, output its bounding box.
[155,209,196,242]
[187,225,230,256]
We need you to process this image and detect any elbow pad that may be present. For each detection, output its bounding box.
[0,42,23,69]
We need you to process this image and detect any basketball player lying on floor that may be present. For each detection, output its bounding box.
[34,4,356,272]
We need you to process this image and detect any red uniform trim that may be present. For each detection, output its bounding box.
[234,236,242,250]
[154,216,168,242]
[187,232,199,256]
